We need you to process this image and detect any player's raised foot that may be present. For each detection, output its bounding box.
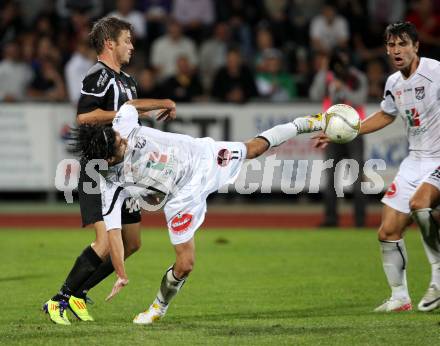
[43,299,71,325]
[374,297,412,312]
[68,295,94,321]
[294,113,326,134]
[133,299,168,325]
[418,284,440,312]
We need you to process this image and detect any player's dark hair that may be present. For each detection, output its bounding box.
[384,21,418,44]
[69,124,116,161]
[89,16,133,54]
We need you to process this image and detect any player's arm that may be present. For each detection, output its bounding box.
[77,108,117,124]
[359,110,395,135]
[77,98,176,125]
[106,228,129,301]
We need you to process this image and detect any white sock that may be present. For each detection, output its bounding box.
[258,116,323,148]
[413,208,440,288]
[156,266,186,306]
[420,239,440,288]
[380,239,410,300]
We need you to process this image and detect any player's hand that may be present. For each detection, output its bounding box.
[156,108,176,121]
[312,132,330,149]
[105,276,129,301]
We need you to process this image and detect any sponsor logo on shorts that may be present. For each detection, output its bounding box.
[171,213,192,234]
[385,182,397,198]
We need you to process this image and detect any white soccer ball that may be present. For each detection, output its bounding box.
[324,104,361,144]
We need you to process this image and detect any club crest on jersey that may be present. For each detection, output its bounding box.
[171,213,192,234]
[415,86,425,100]
[135,138,146,149]
[385,182,397,198]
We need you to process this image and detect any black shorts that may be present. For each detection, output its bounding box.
[78,159,141,227]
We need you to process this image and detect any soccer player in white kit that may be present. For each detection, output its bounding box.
[315,21,440,312]
[70,103,326,324]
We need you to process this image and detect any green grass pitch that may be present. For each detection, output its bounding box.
[1,228,439,345]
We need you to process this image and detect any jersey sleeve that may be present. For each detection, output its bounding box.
[380,76,399,117]
[77,68,114,114]
[112,104,139,137]
[102,183,128,231]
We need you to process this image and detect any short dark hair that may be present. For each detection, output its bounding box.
[89,16,133,54]
[69,124,116,161]
[384,21,418,45]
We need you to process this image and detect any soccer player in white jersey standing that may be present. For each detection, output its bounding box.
[315,21,440,312]
[70,103,326,324]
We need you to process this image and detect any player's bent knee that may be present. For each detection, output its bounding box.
[378,223,401,241]
[409,196,429,212]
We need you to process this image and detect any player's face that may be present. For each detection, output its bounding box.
[111,131,128,165]
[115,30,134,65]
[386,34,419,72]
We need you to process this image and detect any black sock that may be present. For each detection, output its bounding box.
[74,258,115,298]
[52,245,102,302]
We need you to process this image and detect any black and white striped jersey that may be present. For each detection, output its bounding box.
[77,61,138,116]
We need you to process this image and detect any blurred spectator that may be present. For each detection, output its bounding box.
[0,1,24,47]
[139,0,172,43]
[27,36,65,101]
[365,59,386,102]
[309,3,349,53]
[368,0,405,26]
[172,0,215,44]
[160,55,204,102]
[255,48,296,102]
[56,0,102,19]
[199,22,229,91]
[137,66,162,98]
[0,40,33,102]
[309,50,367,227]
[211,47,258,103]
[292,47,315,98]
[108,0,146,40]
[215,0,262,59]
[64,38,94,104]
[406,0,440,59]
[150,18,198,81]
[287,0,324,47]
[254,25,275,72]
[261,0,292,48]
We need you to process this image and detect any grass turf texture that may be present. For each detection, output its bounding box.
[0,228,439,345]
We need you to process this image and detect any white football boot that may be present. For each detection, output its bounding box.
[418,284,440,312]
[374,297,412,312]
[133,299,168,325]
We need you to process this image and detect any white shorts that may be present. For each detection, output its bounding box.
[164,139,246,245]
[101,139,247,245]
[382,157,440,214]
[423,165,440,192]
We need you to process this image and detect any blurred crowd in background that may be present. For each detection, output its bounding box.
[1,0,440,105]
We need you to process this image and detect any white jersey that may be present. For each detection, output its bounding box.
[380,57,440,159]
[108,104,206,201]
[102,104,247,244]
